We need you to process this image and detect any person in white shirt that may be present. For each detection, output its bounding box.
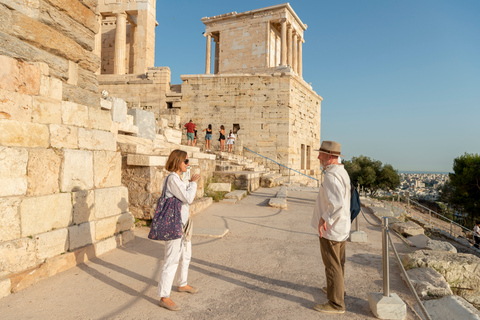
[226,130,236,153]
[474,221,480,249]
[157,150,200,311]
[311,141,351,314]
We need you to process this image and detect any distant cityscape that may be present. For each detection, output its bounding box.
[377,172,449,201]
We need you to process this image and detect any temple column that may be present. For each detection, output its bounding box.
[280,18,287,66]
[298,39,303,78]
[205,33,211,74]
[292,33,298,73]
[114,12,127,75]
[214,36,220,74]
[287,25,292,67]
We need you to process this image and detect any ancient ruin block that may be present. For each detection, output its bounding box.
[78,128,116,151]
[39,75,62,100]
[35,228,68,260]
[115,212,134,233]
[72,190,95,225]
[0,55,41,95]
[49,124,78,149]
[68,221,95,250]
[0,237,36,275]
[31,96,62,124]
[0,88,33,122]
[128,108,156,140]
[61,101,89,128]
[0,197,21,242]
[60,149,94,192]
[0,120,49,148]
[95,216,117,240]
[109,97,127,123]
[95,236,117,256]
[20,193,72,237]
[88,107,112,131]
[94,186,129,219]
[27,148,61,196]
[0,147,28,197]
[93,151,122,188]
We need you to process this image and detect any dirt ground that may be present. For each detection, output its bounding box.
[0,187,421,320]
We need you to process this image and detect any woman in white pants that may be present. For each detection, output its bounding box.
[158,149,200,311]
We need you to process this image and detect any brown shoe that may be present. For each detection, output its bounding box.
[177,285,199,294]
[158,299,180,311]
[322,287,346,297]
[313,303,345,314]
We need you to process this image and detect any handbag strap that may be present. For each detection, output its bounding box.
[161,173,174,198]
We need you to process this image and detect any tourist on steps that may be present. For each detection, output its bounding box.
[219,125,226,152]
[226,130,236,153]
[474,221,480,249]
[203,124,212,152]
[184,119,196,146]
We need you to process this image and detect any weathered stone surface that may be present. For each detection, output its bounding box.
[0,277,11,298]
[128,108,156,140]
[127,154,167,166]
[224,190,247,200]
[0,0,39,19]
[44,0,97,33]
[94,186,128,219]
[116,212,134,233]
[407,234,430,248]
[0,147,28,197]
[62,82,100,108]
[0,120,49,148]
[77,66,98,93]
[119,229,135,246]
[0,31,69,80]
[0,4,12,34]
[20,193,72,237]
[0,88,33,122]
[61,100,88,127]
[391,221,424,237]
[0,238,36,274]
[88,107,112,131]
[67,60,78,85]
[95,216,117,240]
[269,197,287,209]
[100,99,112,110]
[207,183,231,192]
[404,250,480,307]
[49,124,78,149]
[72,190,95,224]
[60,149,93,192]
[426,239,457,253]
[78,128,116,151]
[368,292,407,320]
[95,236,117,256]
[0,55,40,95]
[31,96,61,124]
[35,228,68,260]
[108,97,127,123]
[26,148,61,196]
[93,151,121,188]
[68,221,95,250]
[416,295,480,320]
[0,197,21,242]
[400,267,452,299]
[39,75,62,100]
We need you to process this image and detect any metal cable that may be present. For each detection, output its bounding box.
[387,232,432,320]
[360,206,382,227]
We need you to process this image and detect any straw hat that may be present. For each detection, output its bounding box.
[315,141,344,157]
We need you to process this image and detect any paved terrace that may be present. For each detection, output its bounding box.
[0,187,419,319]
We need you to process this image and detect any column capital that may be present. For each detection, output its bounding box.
[203,32,212,38]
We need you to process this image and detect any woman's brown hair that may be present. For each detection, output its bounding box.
[165,149,187,172]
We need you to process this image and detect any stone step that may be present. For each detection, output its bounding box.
[213,171,261,192]
[224,190,248,200]
[220,198,238,204]
[215,164,244,172]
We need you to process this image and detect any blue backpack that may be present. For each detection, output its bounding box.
[350,183,361,222]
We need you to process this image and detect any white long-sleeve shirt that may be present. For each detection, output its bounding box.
[165,172,197,224]
[474,225,480,237]
[311,164,351,241]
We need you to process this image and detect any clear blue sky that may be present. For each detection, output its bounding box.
[154,1,480,173]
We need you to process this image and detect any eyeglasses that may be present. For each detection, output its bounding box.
[184,159,189,165]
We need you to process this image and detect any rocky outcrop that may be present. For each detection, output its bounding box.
[392,221,424,237]
[400,267,452,299]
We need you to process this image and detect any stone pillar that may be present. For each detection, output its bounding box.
[292,33,298,73]
[114,12,127,75]
[205,33,211,74]
[298,39,303,78]
[280,19,287,66]
[287,26,292,67]
[214,36,220,74]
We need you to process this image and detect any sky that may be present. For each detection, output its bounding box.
[154,0,480,173]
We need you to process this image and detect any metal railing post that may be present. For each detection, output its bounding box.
[382,217,390,297]
[356,211,360,231]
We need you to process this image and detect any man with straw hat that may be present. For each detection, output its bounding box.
[311,141,351,314]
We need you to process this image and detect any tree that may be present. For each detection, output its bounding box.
[343,155,400,197]
[447,153,480,227]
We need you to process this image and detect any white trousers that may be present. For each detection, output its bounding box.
[157,238,192,298]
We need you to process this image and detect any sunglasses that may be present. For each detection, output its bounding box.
[184,159,189,165]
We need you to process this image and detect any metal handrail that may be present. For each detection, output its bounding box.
[409,199,470,233]
[242,146,319,182]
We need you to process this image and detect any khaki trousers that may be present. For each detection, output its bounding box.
[319,237,346,310]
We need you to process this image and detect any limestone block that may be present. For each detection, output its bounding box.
[0,277,11,298]
[0,238,36,274]
[61,101,88,128]
[128,108,156,140]
[60,149,93,192]
[68,221,95,250]
[118,122,139,134]
[116,212,134,233]
[224,190,247,200]
[0,0,39,19]
[27,148,61,196]
[108,97,127,123]
[31,96,62,124]
[93,151,121,188]
[391,221,424,237]
[49,124,78,149]
[0,120,49,148]
[89,107,112,131]
[426,239,457,253]
[67,61,78,85]
[39,76,62,100]
[20,193,72,237]
[35,228,68,260]
[100,99,112,110]
[0,147,28,197]
[0,197,21,242]
[62,82,100,109]
[0,88,33,122]
[401,267,452,299]
[269,198,287,209]
[127,154,167,167]
[164,128,182,144]
[95,236,117,256]
[72,190,95,224]
[0,55,40,95]
[207,183,231,192]
[416,295,480,320]
[78,128,116,151]
[368,292,406,320]
[44,0,97,33]
[94,186,128,219]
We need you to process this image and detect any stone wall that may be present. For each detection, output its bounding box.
[0,0,134,298]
